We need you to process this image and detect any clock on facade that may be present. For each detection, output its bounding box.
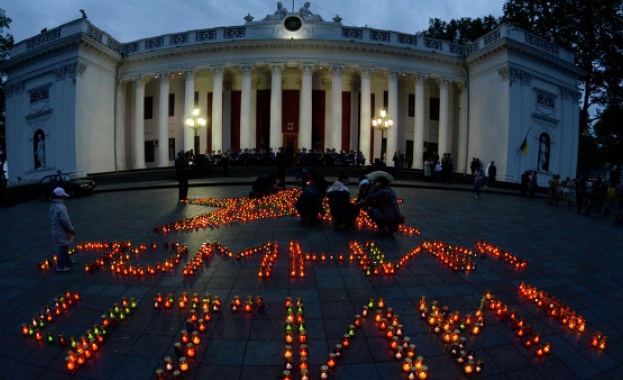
[284,16,302,32]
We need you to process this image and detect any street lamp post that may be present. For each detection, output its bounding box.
[371,109,393,165]
[185,108,207,156]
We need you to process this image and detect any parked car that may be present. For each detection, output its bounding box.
[36,172,95,200]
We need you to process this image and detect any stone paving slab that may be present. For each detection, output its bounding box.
[0,178,622,379]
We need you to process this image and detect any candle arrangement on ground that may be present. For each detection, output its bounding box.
[22,291,81,342]
[63,296,138,372]
[480,290,551,357]
[517,282,604,350]
[475,240,527,269]
[418,296,483,375]
[155,300,213,376]
[282,297,309,378]
[288,241,306,278]
[154,191,423,240]
[422,241,477,272]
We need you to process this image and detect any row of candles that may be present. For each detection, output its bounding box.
[155,303,214,378]
[283,297,311,380]
[481,291,552,357]
[422,241,478,272]
[517,283,607,350]
[157,190,300,234]
[475,240,528,269]
[65,296,137,371]
[21,291,81,343]
[157,190,423,240]
[418,296,484,375]
[366,297,431,379]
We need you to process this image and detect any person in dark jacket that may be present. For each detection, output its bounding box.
[327,174,357,228]
[49,187,76,272]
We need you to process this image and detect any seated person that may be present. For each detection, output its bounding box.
[359,176,402,236]
[327,174,357,228]
[295,171,327,225]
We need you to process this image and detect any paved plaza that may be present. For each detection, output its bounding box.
[0,174,622,379]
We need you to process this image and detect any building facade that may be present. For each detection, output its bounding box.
[4,3,582,185]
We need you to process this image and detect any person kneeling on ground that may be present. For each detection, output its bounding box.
[295,170,328,225]
[327,173,357,229]
[357,176,403,236]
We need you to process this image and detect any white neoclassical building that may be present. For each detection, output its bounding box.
[4,3,582,185]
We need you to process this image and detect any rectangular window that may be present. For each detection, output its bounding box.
[430,98,440,121]
[168,138,176,161]
[383,91,388,110]
[408,94,415,117]
[144,96,153,119]
[29,87,49,103]
[145,140,155,162]
[168,93,175,117]
[194,91,199,107]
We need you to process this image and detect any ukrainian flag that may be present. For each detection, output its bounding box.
[519,136,528,154]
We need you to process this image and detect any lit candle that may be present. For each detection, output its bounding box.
[320,365,330,379]
[178,356,188,372]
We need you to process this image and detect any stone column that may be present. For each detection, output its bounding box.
[240,64,253,150]
[183,71,195,152]
[456,82,468,174]
[331,65,343,151]
[299,63,313,150]
[386,71,399,167]
[133,76,146,169]
[413,74,426,170]
[211,66,224,153]
[157,72,170,166]
[270,64,283,151]
[359,68,372,164]
[438,79,450,157]
[115,80,127,170]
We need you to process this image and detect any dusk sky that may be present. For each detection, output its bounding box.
[3,0,506,44]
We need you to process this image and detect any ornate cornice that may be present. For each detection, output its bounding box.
[498,66,532,85]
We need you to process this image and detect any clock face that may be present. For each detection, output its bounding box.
[284,16,302,32]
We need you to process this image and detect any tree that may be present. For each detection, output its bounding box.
[502,0,623,172]
[0,8,14,163]
[423,15,501,44]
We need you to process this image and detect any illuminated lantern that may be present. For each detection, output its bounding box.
[320,365,330,379]
[164,356,174,371]
[65,356,76,371]
[178,357,189,372]
[402,357,413,373]
[327,353,337,368]
[186,343,196,358]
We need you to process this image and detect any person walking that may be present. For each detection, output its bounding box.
[474,167,485,199]
[175,150,190,201]
[487,161,497,189]
[49,187,76,272]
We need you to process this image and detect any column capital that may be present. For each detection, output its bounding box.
[239,64,254,74]
[301,63,315,75]
[184,70,195,80]
[415,73,428,82]
[157,72,169,82]
[212,66,225,76]
[436,78,451,89]
[388,71,400,81]
[133,75,147,85]
[270,63,284,74]
[359,67,373,79]
[330,64,343,76]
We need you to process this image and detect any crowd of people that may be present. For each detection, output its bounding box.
[293,169,404,236]
[543,175,623,223]
[198,147,367,168]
